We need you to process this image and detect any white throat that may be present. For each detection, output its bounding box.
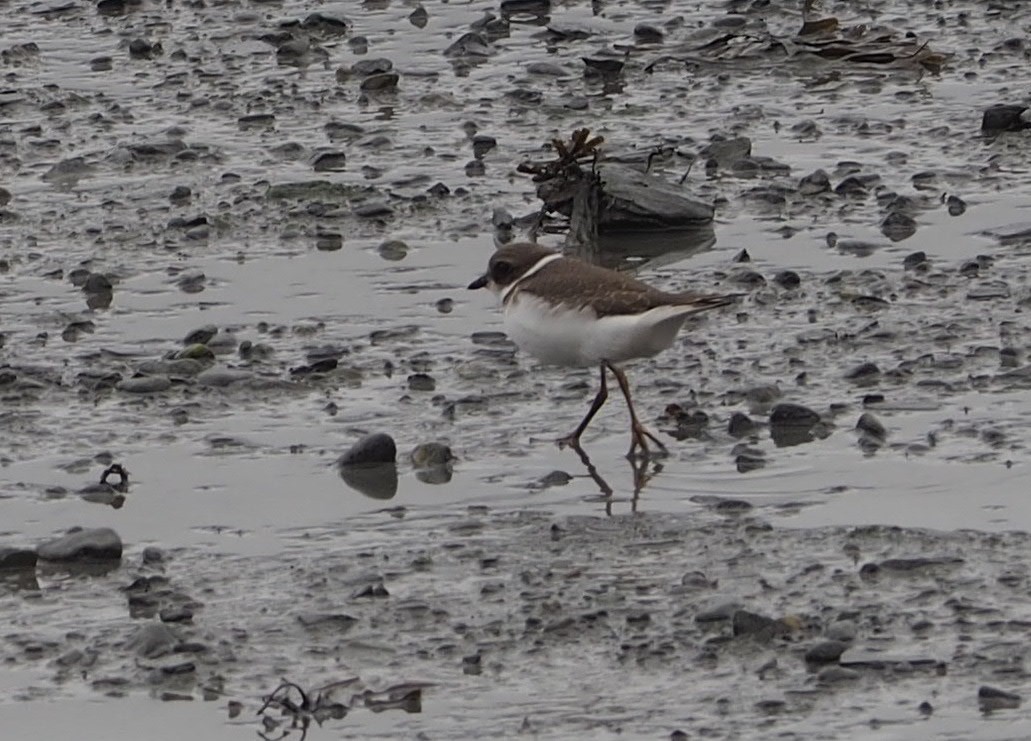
[499,253,562,303]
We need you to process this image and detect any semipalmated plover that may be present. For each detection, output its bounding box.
[468,242,736,458]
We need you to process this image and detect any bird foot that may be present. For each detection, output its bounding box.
[627,424,668,460]
[556,433,584,451]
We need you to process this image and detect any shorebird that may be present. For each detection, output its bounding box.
[469,242,736,458]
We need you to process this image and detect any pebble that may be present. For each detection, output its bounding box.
[410,442,454,468]
[339,433,397,465]
[728,412,758,437]
[38,527,122,562]
[978,685,1021,711]
[769,403,820,427]
[805,640,849,664]
[731,609,788,640]
[856,412,886,439]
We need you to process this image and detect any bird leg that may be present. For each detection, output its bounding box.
[556,363,608,450]
[606,362,667,459]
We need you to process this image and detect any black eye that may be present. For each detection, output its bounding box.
[491,260,514,283]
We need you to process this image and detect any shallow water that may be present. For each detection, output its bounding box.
[6,0,1031,737]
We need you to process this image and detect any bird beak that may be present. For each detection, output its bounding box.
[468,274,488,290]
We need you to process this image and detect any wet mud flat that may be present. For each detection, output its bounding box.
[6,0,1031,738]
[6,507,1031,739]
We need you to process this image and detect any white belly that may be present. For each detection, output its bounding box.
[503,293,692,367]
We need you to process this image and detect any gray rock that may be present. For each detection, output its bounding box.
[979,685,1021,711]
[981,104,1031,134]
[732,609,789,640]
[196,367,252,387]
[38,527,122,562]
[805,640,849,664]
[825,620,857,643]
[410,442,454,468]
[593,164,714,229]
[0,546,37,570]
[339,433,397,465]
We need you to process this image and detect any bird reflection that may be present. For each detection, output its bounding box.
[566,442,662,515]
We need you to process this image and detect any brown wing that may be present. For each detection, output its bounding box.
[523,258,737,317]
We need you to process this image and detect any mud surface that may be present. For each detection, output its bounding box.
[5,0,1031,738]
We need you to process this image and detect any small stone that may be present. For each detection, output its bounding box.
[183,325,218,345]
[732,610,788,639]
[856,412,886,439]
[338,433,396,466]
[979,685,1021,711]
[142,547,165,564]
[881,211,917,242]
[798,168,830,195]
[769,403,820,426]
[845,362,880,381]
[377,240,408,260]
[805,640,849,664]
[82,273,113,294]
[728,412,758,438]
[826,620,857,643]
[360,72,399,92]
[903,251,928,269]
[410,442,454,468]
[981,104,1031,134]
[773,270,800,288]
[38,527,122,562]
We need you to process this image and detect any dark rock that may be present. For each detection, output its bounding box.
[444,32,491,58]
[82,272,113,294]
[856,412,886,439]
[805,640,849,664]
[338,433,396,466]
[770,403,822,447]
[38,527,122,562]
[773,270,800,288]
[845,362,880,382]
[728,412,757,438]
[979,685,1021,711]
[903,251,927,269]
[360,72,399,92]
[410,442,454,468]
[981,104,1030,134]
[733,445,765,473]
[881,211,917,242]
[732,610,790,640]
[946,195,966,216]
[770,403,820,426]
[798,168,830,195]
[0,547,37,571]
[633,23,663,42]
